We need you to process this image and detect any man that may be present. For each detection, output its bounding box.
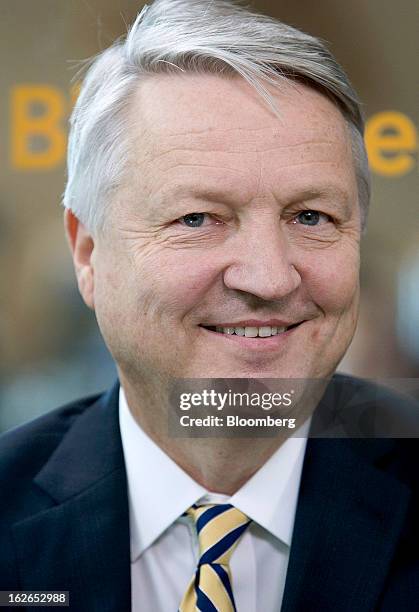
[1,1,418,610]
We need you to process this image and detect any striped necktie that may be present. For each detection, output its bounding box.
[179,503,252,612]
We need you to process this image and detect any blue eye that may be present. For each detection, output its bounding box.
[296,211,327,226]
[181,213,206,227]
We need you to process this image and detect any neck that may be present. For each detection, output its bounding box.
[152,434,284,495]
[120,373,291,495]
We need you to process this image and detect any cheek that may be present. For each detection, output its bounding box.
[135,250,222,318]
[303,248,360,314]
[94,265,131,333]
[91,246,140,336]
[96,246,221,326]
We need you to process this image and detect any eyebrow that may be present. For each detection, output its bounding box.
[156,182,354,215]
[287,186,354,214]
[155,184,247,209]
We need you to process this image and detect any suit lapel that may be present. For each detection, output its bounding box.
[12,384,131,612]
[281,437,411,612]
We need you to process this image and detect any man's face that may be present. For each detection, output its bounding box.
[89,74,361,382]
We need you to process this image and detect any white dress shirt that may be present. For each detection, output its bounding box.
[119,387,309,612]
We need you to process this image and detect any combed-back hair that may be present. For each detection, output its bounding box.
[63,0,370,231]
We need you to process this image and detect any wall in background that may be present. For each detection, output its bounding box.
[0,0,417,431]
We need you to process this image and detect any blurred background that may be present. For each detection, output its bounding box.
[0,0,418,432]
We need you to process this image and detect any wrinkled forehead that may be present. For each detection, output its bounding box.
[131,73,352,153]
[120,73,357,212]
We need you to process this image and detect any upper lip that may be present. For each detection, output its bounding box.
[201,319,303,328]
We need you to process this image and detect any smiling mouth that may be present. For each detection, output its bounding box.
[200,322,303,338]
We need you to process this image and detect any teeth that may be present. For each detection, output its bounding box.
[214,325,288,337]
[244,327,258,337]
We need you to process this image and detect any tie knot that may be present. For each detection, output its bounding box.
[186,503,251,566]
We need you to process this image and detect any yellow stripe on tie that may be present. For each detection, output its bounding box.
[199,564,235,612]
[199,507,249,557]
[178,504,252,612]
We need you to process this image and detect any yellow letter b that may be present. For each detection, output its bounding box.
[11,85,66,169]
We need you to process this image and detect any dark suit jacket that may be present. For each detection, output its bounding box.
[0,375,418,611]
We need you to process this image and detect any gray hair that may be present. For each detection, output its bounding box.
[63,0,371,232]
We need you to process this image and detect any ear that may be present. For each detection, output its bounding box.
[64,209,95,310]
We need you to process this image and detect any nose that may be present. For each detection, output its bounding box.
[223,221,301,301]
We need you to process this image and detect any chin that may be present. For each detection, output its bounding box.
[188,364,304,380]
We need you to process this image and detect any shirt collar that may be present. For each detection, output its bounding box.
[119,387,309,562]
[228,419,309,546]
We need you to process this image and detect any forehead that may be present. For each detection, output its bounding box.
[135,72,347,130]
[128,73,356,204]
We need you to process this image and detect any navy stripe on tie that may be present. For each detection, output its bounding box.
[196,504,233,533]
[200,521,250,565]
[212,563,236,610]
[196,586,218,612]
[194,565,201,589]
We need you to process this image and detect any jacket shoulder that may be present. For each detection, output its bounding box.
[0,392,104,488]
[332,373,419,404]
[317,374,419,480]
[0,389,115,589]
[323,374,419,426]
